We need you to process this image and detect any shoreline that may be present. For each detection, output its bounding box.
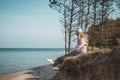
[0,64,57,80]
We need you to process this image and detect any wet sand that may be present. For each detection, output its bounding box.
[0,64,57,80]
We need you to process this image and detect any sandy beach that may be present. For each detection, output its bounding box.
[0,64,57,80]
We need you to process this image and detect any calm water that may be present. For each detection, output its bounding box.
[0,48,64,75]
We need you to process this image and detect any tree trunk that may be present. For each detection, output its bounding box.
[100,0,105,49]
[68,0,74,53]
[63,0,67,54]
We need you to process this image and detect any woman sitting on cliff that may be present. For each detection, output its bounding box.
[47,27,89,70]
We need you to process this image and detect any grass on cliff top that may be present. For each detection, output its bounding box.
[65,47,111,61]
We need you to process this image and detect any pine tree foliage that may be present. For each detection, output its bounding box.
[49,0,120,51]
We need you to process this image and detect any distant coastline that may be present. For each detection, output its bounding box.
[0,48,64,49]
[0,48,65,51]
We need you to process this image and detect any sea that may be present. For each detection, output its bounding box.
[0,48,64,75]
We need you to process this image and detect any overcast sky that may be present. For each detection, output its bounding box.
[0,0,64,48]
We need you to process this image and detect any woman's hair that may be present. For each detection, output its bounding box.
[78,32,89,46]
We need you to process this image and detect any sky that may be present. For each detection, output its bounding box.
[0,0,64,48]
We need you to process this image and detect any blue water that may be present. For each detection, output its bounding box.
[0,48,64,75]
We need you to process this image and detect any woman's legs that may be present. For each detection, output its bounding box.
[53,51,81,66]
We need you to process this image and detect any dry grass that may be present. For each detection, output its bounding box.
[52,46,120,80]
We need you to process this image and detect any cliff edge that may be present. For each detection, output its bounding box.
[52,46,120,80]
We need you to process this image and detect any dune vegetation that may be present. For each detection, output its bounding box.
[51,46,120,80]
